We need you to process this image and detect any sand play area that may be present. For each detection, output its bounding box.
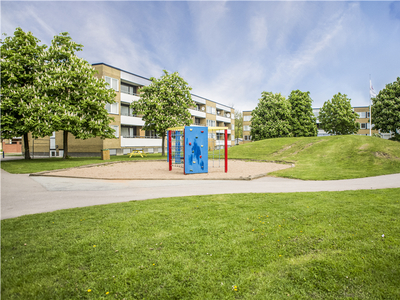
[36,160,293,180]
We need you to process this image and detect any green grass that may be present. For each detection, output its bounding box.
[229,135,400,180]
[2,136,400,180]
[0,154,166,174]
[2,189,400,299]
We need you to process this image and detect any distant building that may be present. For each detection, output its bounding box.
[242,111,252,143]
[242,105,389,142]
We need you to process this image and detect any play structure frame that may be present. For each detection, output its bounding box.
[167,126,228,174]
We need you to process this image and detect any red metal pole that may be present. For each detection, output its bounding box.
[183,129,186,175]
[224,129,228,173]
[168,130,172,171]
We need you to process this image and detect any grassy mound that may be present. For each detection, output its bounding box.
[1,189,399,299]
[229,135,400,180]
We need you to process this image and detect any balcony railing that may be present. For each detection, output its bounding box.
[122,135,161,139]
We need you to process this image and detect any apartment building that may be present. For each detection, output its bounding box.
[26,63,235,157]
[242,111,252,143]
[242,105,384,142]
[313,106,380,137]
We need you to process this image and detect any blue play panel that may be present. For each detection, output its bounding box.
[184,126,208,174]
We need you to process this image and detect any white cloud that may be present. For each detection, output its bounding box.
[249,15,268,51]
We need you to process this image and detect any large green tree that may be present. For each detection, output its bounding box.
[319,93,359,135]
[130,70,194,156]
[234,110,243,144]
[372,77,400,140]
[250,92,292,141]
[0,28,51,159]
[288,90,318,137]
[44,32,116,158]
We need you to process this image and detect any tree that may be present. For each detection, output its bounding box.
[250,92,292,141]
[288,90,318,137]
[130,70,194,156]
[319,93,359,135]
[44,32,117,158]
[372,77,400,140]
[234,110,243,144]
[0,28,51,159]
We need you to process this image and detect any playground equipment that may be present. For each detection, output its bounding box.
[167,126,228,174]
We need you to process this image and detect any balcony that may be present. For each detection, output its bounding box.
[189,108,206,119]
[216,103,231,112]
[216,114,231,123]
[121,136,163,147]
[213,129,231,135]
[121,115,145,126]
[120,93,140,104]
[215,140,232,146]
[192,95,206,104]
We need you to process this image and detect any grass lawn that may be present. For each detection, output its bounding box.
[0,154,166,174]
[229,135,400,180]
[2,189,399,299]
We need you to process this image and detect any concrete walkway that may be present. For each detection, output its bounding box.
[1,169,400,220]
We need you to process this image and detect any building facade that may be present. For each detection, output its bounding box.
[242,111,252,143]
[26,63,235,157]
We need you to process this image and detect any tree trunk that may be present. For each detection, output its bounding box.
[161,131,166,157]
[23,133,31,160]
[63,130,69,159]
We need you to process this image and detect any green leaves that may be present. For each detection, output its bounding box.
[1,28,52,158]
[288,90,318,137]
[1,28,117,159]
[130,70,194,155]
[251,92,292,141]
[372,77,400,140]
[319,93,359,135]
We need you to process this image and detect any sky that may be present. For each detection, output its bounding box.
[2,1,400,111]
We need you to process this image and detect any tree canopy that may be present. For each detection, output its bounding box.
[130,70,194,156]
[250,92,292,141]
[288,90,318,137]
[44,32,116,158]
[0,27,50,159]
[319,93,359,135]
[1,28,116,159]
[372,77,400,140]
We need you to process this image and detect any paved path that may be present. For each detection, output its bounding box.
[1,169,400,220]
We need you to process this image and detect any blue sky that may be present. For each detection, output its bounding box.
[2,1,400,111]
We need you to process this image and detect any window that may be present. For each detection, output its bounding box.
[231,124,235,130]
[105,76,119,91]
[110,125,119,138]
[121,126,138,138]
[121,82,137,95]
[145,130,158,138]
[243,115,251,122]
[106,102,119,114]
[206,106,216,115]
[206,119,216,127]
[243,125,251,131]
[360,123,371,129]
[358,112,366,118]
[121,104,136,117]
[194,117,201,126]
